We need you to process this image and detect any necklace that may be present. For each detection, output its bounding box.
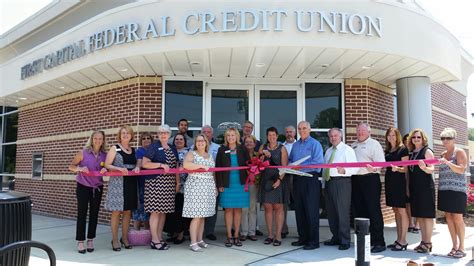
[267,143,278,150]
[119,144,132,153]
[409,147,423,172]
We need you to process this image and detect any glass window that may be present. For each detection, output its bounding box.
[32,152,43,180]
[3,144,16,174]
[305,83,342,129]
[211,90,249,144]
[5,107,17,113]
[259,91,297,144]
[165,81,203,128]
[310,131,331,153]
[4,112,18,143]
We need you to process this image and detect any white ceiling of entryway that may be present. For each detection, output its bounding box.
[4,46,455,106]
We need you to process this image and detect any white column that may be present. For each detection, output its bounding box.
[396,77,433,147]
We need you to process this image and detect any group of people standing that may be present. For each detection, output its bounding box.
[69,119,468,258]
[322,123,467,258]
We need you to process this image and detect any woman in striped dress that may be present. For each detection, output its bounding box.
[142,124,179,251]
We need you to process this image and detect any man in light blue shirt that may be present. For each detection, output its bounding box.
[288,121,324,250]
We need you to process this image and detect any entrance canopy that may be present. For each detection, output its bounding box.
[1,0,471,106]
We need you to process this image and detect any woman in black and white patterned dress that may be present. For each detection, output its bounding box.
[104,125,140,251]
[142,124,179,251]
[183,134,216,252]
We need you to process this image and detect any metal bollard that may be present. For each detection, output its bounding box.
[354,218,370,266]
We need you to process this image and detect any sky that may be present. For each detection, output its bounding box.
[0,0,473,125]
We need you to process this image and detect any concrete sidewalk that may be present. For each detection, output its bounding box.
[28,214,474,265]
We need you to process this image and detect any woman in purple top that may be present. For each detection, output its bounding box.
[69,130,108,254]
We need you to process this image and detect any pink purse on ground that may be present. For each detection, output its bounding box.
[128,229,152,246]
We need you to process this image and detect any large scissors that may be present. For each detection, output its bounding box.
[278,155,313,177]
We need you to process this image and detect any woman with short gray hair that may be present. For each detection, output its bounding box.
[437,127,468,258]
[142,124,179,250]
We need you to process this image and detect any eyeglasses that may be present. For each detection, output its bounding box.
[412,136,422,139]
[441,137,454,141]
[142,137,151,140]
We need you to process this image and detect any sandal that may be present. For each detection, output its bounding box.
[247,235,258,241]
[387,241,400,249]
[452,249,466,258]
[415,242,432,253]
[391,242,408,251]
[225,237,233,247]
[273,239,282,246]
[233,238,243,247]
[197,240,208,248]
[264,237,273,245]
[189,243,202,252]
[447,248,457,256]
[150,241,169,250]
[411,227,420,234]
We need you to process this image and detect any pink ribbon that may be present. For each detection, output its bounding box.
[244,157,270,192]
[83,158,440,177]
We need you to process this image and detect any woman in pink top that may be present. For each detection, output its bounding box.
[69,130,108,254]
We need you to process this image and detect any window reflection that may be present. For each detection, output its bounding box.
[211,90,248,144]
[305,83,342,129]
[165,81,203,128]
[4,112,18,143]
[3,144,16,174]
[260,91,297,144]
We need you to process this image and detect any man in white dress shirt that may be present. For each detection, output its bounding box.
[322,128,358,250]
[351,122,386,253]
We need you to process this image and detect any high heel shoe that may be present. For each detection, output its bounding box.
[120,238,132,249]
[86,239,94,252]
[77,241,86,254]
[390,241,408,251]
[111,241,121,251]
[150,240,169,250]
[415,242,432,253]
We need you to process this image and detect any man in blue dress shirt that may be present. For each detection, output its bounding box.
[288,121,324,250]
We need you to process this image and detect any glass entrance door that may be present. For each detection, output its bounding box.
[206,84,254,144]
[255,85,301,144]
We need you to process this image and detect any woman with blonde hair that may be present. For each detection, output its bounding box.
[406,128,435,253]
[216,128,250,247]
[69,130,107,253]
[182,134,216,251]
[104,125,140,251]
[383,127,409,251]
[437,128,468,258]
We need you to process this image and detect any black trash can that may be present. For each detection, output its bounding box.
[0,190,32,266]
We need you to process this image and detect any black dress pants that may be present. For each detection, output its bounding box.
[351,173,385,246]
[292,173,320,247]
[76,182,103,241]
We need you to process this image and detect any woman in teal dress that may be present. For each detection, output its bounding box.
[216,128,250,247]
